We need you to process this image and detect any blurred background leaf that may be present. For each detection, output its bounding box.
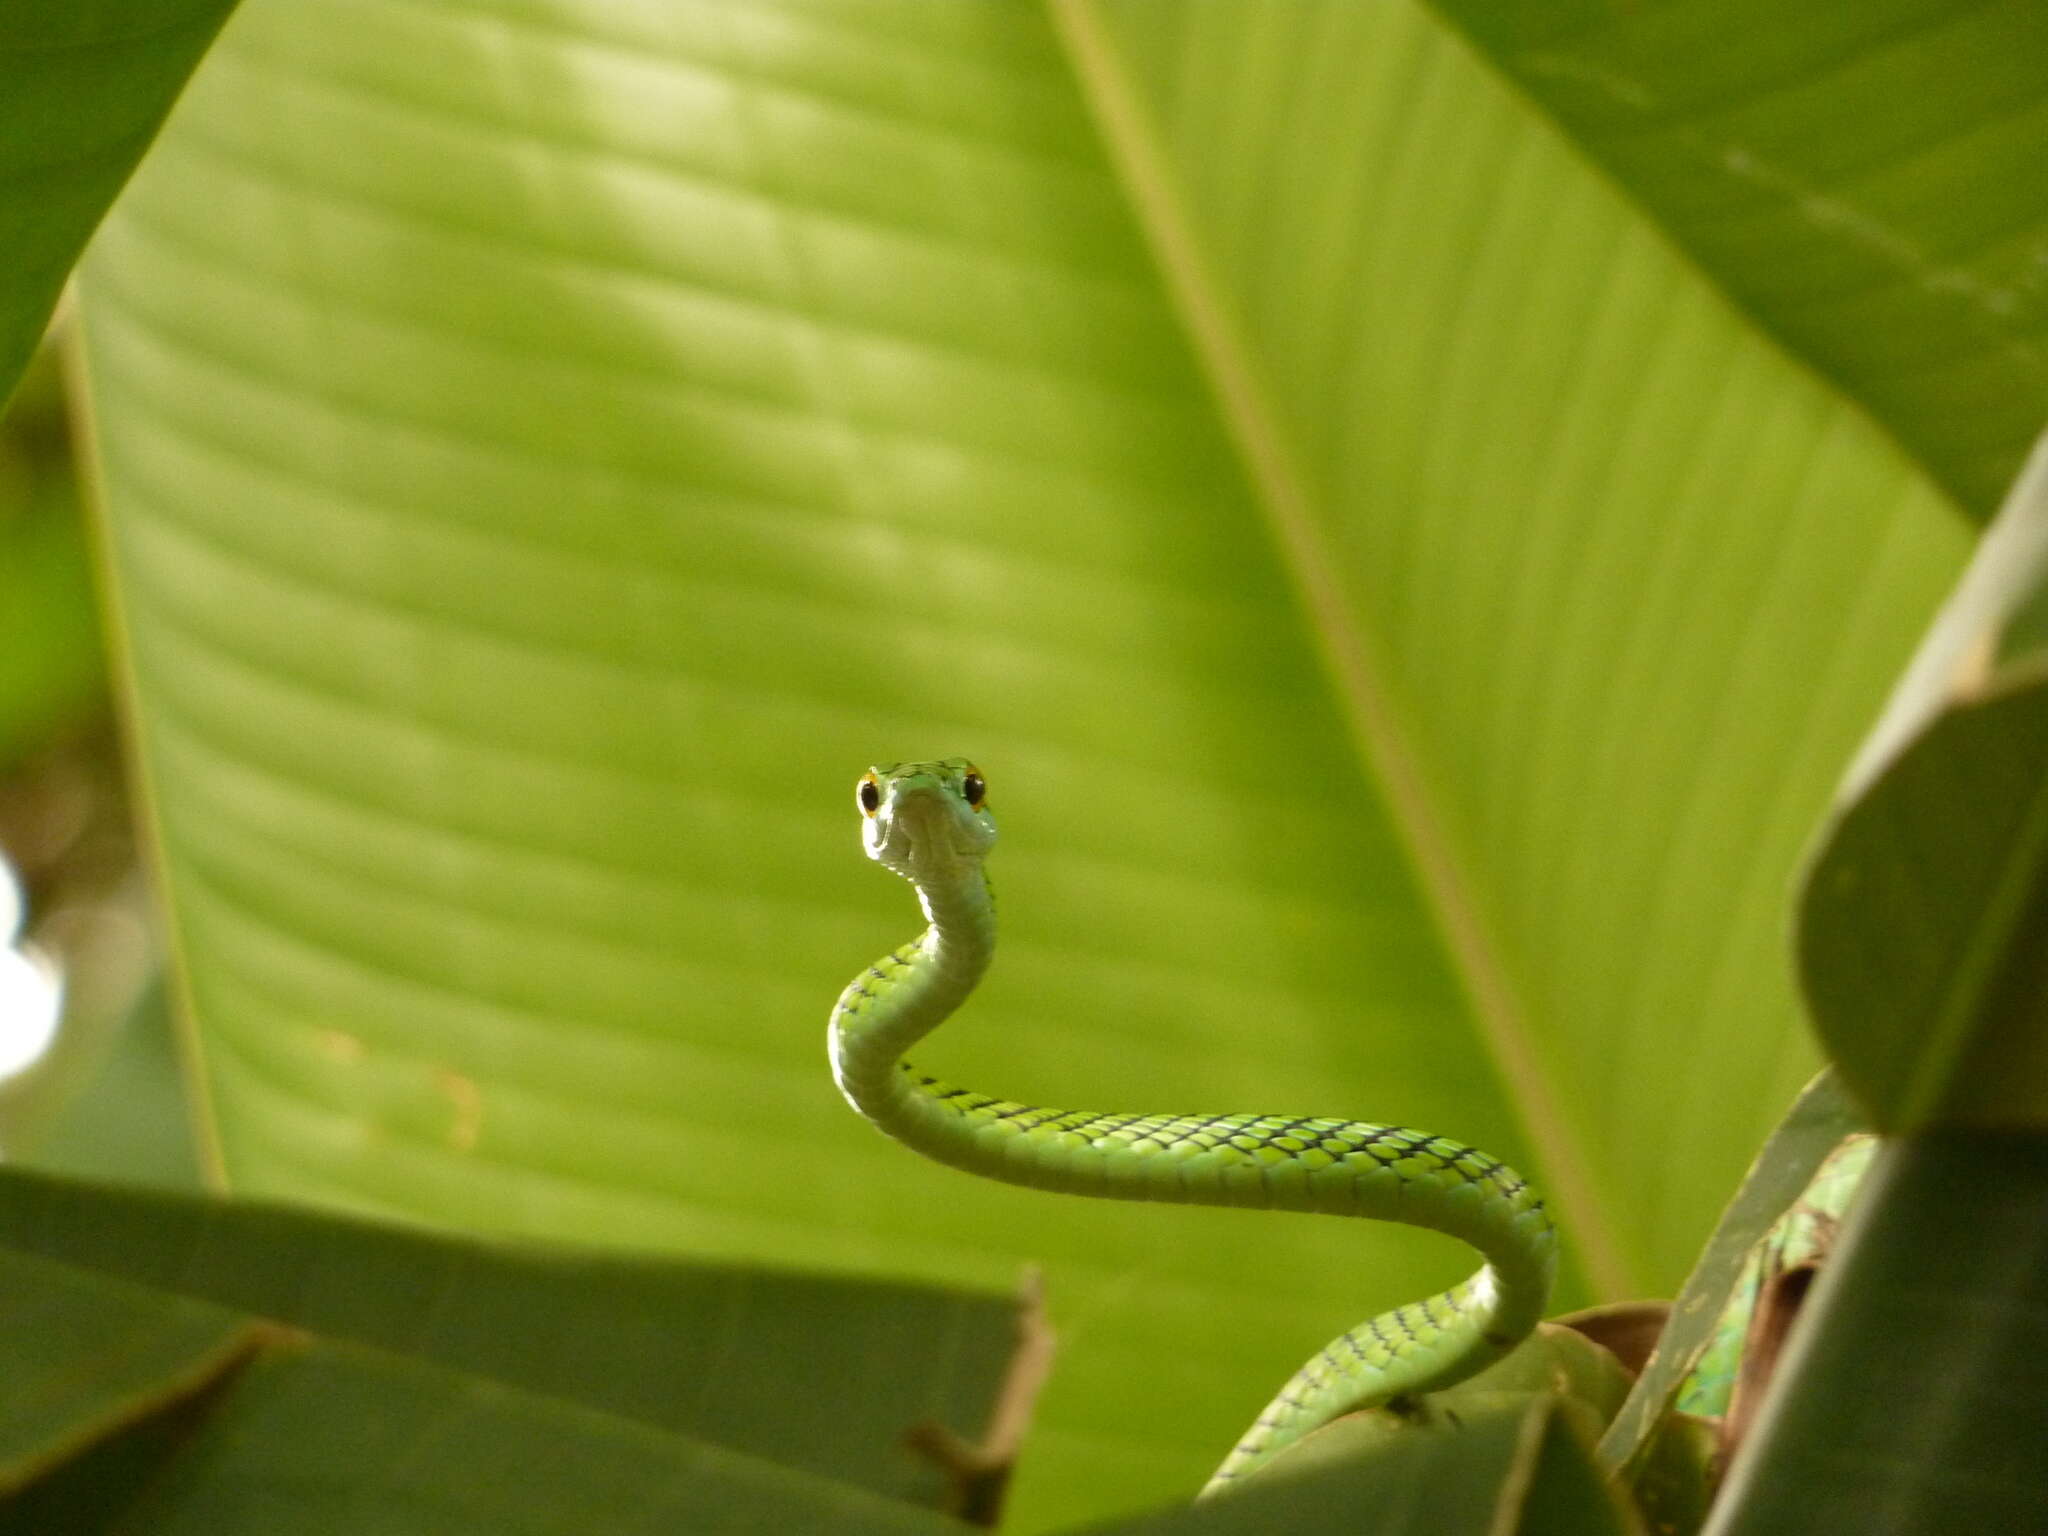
[0,337,168,1168]
[39,0,2044,1526]
[1063,0,1980,1302]
[2,0,252,1159]
[15,983,202,1188]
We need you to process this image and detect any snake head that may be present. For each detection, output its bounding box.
[856,759,997,881]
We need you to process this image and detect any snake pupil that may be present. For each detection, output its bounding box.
[962,771,985,807]
[858,777,881,814]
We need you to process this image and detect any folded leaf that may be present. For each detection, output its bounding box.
[0,1248,960,1536]
[1704,1131,2048,1536]
[0,1168,1031,1512]
[1800,434,2048,1130]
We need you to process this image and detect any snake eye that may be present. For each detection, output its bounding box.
[961,768,986,808]
[857,775,881,815]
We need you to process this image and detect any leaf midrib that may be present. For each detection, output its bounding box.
[1044,0,1631,1299]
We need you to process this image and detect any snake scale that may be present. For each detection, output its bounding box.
[830,759,1557,1494]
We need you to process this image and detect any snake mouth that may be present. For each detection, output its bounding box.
[887,784,967,850]
[865,775,994,873]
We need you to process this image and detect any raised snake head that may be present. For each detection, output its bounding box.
[855,759,997,884]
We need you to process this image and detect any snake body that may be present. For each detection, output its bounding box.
[830,760,1556,1493]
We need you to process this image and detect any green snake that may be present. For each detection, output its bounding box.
[830,760,1557,1494]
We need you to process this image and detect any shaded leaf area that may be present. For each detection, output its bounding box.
[1705,1131,2048,1536]
[1432,0,2048,517]
[0,1247,959,1535]
[1803,677,2048,1130]
[1088,1397,1636,1536]
[1451,1321,1636,1424]
[1554,1301,1670,1383]
[0,1248,254,1493]
[74,2,1566,1523]
[0,334,163,1173]
[1073,0,1965,1297]
[0,1353,244,1536]
[1800,434,2048,1132]
[1598,1072,1866,1473]
[0,0,241,408]
[0,1168,1028,1512]
[0,1359,247,1536]
[1675,1129,1872,1425]
[1625,1414,1719,1536]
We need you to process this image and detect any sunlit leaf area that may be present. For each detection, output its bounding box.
[4,2,2046,1532]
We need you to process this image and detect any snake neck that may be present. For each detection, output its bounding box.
[829,861,993,1112]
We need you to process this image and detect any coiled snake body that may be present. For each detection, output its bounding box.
[830,759,1556,1494]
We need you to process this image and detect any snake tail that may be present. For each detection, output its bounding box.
[829,760,1557,1495]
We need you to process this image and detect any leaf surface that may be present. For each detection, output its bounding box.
[1061,0,1964,1301]
[0,1167,1027,1511]
[68,0,2001,1523]
[0,1254,961,1536]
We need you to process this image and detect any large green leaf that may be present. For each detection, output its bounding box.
[1058,1,1967,1307]
[0,1,241,410]
[0,1245,962,1536]
[0,1166,1028,1512]
[71,0,1994,1524]
[102,1343,962,1536]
